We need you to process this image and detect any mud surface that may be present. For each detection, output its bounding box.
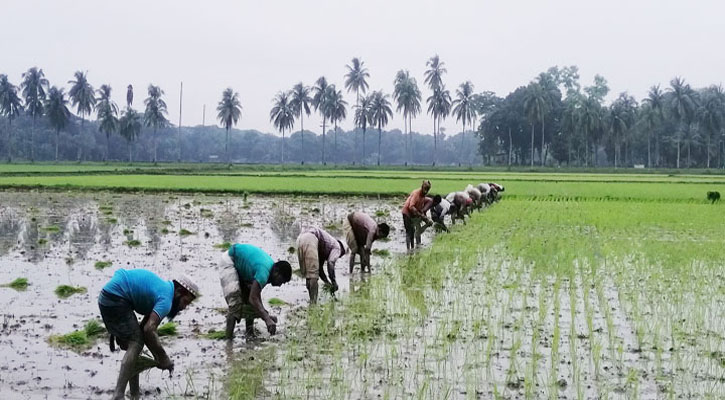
[0,191,421,399]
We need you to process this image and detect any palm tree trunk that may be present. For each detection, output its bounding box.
[333,122,337,164]
[377,123,382,166]
[687,140,691,168]
[7,119,12,163]
[508,127,512,167]
[128,141,132,163]
[362,127,366,165]
[282,129,285,164]
[403,112,408,166]
[541,120,545,166]
[676,139,681,169]
[226,127,230,164]
[408,115,413,165]
[300,113,305,165]
[647,134,651,168]
[153,127,158,163]
[459,121,465,167]
[707,132,711,168]
[322,119,326,165]
[30,116,36,163]
[55,128,60,162]
[530,123,534,167]
[107,134,111,163]
[433,117,437,166]
[584,129,589,167]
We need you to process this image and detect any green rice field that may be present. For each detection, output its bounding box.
[0,164,723,399]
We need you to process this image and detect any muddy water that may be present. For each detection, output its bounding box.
[0,191,421,399]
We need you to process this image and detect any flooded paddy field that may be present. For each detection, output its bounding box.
[0,190,416,399]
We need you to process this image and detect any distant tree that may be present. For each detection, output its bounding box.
[354,94,373,164]
[523,82,549,167]
[607,92,637,168]
[20,67,48,162]
[424,55,446,91]
[452,81,476,165]
[289,83,312,164]
[68,71,96,127]
[344,57,370,106]
[637,103,658,168]
[96,84,119,161]
[393,70,422,164]
[578,96,602,167]
[369,91,393,166]
[427,86,451,165]
[119,107,142,162]
[697,85,724,168]
[642,85,665,167]
[270,91,295,163]
[312,76,330,164]
[0,74,23,162]
[326,86,347,161]
[126,84,133,108]
[143,84,169,163]
[216,88,242,164]
[667,77,698,168]
[45,86,71,162]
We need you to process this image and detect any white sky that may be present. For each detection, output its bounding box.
[2,0,723,136]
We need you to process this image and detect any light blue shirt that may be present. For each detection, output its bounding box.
[228,244,273,287]
[101,269,174,319]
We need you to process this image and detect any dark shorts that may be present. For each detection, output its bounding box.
[98,290,142,345]
[402,213,415,238]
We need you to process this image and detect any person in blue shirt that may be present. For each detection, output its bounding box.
[98,269,198,400]
[219,244,292,339]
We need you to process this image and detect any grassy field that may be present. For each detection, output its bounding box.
[0,167,723,202]
[228,184,725,399]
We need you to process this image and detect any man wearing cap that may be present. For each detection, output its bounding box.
[343,211,390,273]
[219,244,292,339]
[296,227,346,304]
[402,180,434,251]
[98,269,198,400]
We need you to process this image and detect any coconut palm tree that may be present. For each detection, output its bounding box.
[216,88,242,164]
[424,55,446,91]
[143,84,169,163]
[354,94,373,164]
[68,71,96,127]
[643,85,665,166]
[312,77,330,164]
[577,96,602,167]
[393,70,422,164]
[119,107,142,162]
[289,83,311,164]
[344,57,370,106]
[270,91,295,163]
[523,82,549,167]
[369,91,393,166]
[20,67,48,162]
[0,74,23,162]
[637,103,658,168]
[96,84,119,161]
[452,81,476,165]
[326,86,347,162]
[607,93,637,168]
[667,77,697,168]
[697,86,724,168]
[45,86,71,162]
[427,86,451,165]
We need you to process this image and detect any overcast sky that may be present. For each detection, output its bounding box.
[2,0,723,137]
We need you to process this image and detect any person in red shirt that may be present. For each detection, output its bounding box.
[401,180,433,251]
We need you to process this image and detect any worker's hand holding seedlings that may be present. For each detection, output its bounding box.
[297,227,346,303]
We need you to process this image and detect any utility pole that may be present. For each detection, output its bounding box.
[178,81,183,162]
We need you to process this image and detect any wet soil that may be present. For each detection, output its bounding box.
[0,190,420,399]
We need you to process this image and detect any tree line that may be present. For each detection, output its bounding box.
[1,61,723,168]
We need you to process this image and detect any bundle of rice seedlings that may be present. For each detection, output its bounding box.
[157,322,177,336]
[131,355,158,376]
[55,285,87,299]
[84,320,106,337]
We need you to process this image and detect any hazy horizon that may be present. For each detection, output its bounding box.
[2,0,723,137]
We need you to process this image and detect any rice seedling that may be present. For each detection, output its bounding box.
[179,228,194,236]
[157,322,177,336]
[214,242,232,250]
[54,285,87,298]
[204,329,228,340]
[49,319,106,350]
[372,249,390,257]
[268,298,287,306]
[42,225,60,232]
[1,277,29,290]
[94,260,112,270]
[124,239,141,247]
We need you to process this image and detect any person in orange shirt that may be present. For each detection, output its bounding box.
[401,180,434,251]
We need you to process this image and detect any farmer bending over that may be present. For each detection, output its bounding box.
[98,269,198,400]
[296,227,347,304]
[402,180,434,251]
[431,195,452,232]
[343,211,390,273]
[219,244,292,339]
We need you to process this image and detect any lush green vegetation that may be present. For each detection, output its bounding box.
[226,177,725,399]
[48,320,106,351]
